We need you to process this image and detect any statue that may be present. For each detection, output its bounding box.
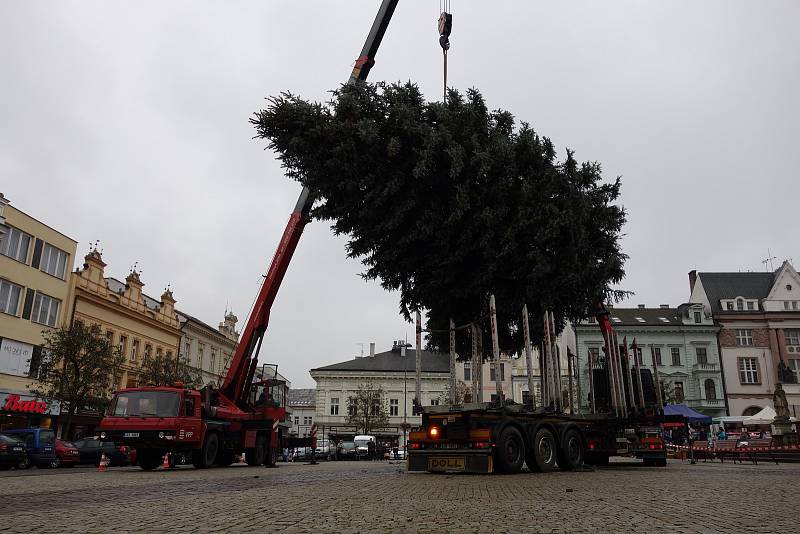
[778,360,796,384]
[773,383,791,420]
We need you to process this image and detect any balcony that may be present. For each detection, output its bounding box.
[691,362,718,374]
[687,398,724,408]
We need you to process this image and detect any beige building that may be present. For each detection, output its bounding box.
[71,249,181,393]
[177,311,239,386]
[0,193,77,429]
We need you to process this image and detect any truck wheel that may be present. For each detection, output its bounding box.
[193,433,219,469]
[137,449,162,471]
[556,429,584,471]
[246,434,267,466]
[527,427,557,473]
[495,426,525,474]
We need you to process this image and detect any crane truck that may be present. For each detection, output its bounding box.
[95,0,400,470]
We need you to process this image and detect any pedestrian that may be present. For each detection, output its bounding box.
[718,428,727,441]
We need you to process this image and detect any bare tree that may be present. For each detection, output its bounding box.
[346,384,389,435]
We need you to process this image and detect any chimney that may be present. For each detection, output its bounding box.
[369,342,375,358]
[660,304,669,309]
[637,304,645,309]
[688,270,697,293]
[401,345,407,357]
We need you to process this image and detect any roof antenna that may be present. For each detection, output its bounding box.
[761,249,777,272]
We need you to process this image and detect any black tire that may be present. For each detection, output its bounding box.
[50,457,62,469]
[246,434,267,466]
[193,433,219,469]
[526,427,557,473]
[556,429,584,471]
[495,426,525,474]
[17,457,30,470]
[137,449,163,471]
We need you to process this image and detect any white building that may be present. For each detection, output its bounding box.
[287,388,316,437]
[310,342,449,447]
[177,311,239,386]
[689,262,800,417]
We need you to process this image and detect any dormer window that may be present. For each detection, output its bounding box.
[747,301,754,310]
[736,298,744,311]
[726,302,734,311]
[693,311,702,323]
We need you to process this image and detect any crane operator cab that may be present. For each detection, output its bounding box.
[251,364,287,410]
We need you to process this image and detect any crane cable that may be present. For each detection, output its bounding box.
[438,1,452,103]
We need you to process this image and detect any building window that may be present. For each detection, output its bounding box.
[389,398,398,416]
[489,363,505,382]
[198,345,204,368]
[696,347,708,365]
[370,401,380,415]
[736,298,744,311]
[31,292,60,327]
[143,344,151,363]
[430,398,440,406]
[166,350,172,359]
[633,347,643,365]
[156,347,162,358]
[726,302,734,311]
[674,382,684,402]
[330,397,340,416]
[119,335,127,357]
[303,416,312,425]
[522,390,532,406]
[785,301,791,310]
[105,330,114,344]
[130,339,139,362]
[693,311,702,324]
[784,330,800,347]
[0,279,22,316]
[738,357,759,384]
[0,226,32,263]
[294,416,299,426]
[654,347,663,366]
[747,301,754,310]
[704,379,717,400]
[40,243,68,279]
[463,361,471,381]
[184,341,191,361]
[348,399,357,416]
[588,347,600,366]
[210,351,216,373]
[735,329,753,346]
[789,359,800,383]
[671,347,681,366]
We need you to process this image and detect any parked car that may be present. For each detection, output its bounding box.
[391,445,406,460]
[315,439,335,461]
[3,428,57,468]
[0,434,27,470]
[336,441,361,460]
[291,447,312,461]
[53,439,80,468]
[72,437,130,466]
[354,435,376,460]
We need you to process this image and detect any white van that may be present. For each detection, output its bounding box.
[353,435,376,459]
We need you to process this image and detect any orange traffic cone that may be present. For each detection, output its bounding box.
[162,453,170,469]
[98,453,108,472]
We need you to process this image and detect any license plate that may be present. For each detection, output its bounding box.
[427,456,465,472]
[12,447,22,452]
[43,448,52,452]
[123,432,139,438]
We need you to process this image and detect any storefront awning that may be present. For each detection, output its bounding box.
[663,404,712,425]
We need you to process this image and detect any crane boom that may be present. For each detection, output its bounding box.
[221,0,400,406]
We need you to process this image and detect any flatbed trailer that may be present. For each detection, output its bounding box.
[407,403,683,474]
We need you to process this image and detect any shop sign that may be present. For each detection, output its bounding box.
[1,393,50,414]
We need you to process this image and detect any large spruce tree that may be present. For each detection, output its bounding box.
[252,82,627,354]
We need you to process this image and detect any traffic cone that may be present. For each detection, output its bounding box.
[162,453,170,469]
[98,453,108,472]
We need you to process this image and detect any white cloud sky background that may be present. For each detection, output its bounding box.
[1,1,797,387]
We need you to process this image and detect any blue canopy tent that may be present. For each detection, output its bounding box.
[664,404,713,425]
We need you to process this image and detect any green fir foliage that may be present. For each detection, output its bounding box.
[252,82,628,355]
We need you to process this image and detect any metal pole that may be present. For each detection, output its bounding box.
[589,348,596,414]
[551,311,562,412]
[415,311,422,412]
[522,305,536,409]
[623,336,637,413]
[567,349,574,415]
[489,294,503,402]
[613,332,627,416]
[476,324,484,403]
[449,317,456,405]
[606,334,620,417]
[651,344,664,409]
[471,324,479,402]
[542,315,550,407]
[539,340,546,409]
[633,339,645,409]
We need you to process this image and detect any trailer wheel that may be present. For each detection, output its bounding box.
[193,433,219,469]
[137,449,162,471]
[527,427,557,473]
[556,429,584,471]
[495,426,525,474]
[246,433,267,466]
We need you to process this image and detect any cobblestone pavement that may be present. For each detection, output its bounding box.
[0,458,797,533]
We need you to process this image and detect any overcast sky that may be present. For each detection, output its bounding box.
[2,1,798,388]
